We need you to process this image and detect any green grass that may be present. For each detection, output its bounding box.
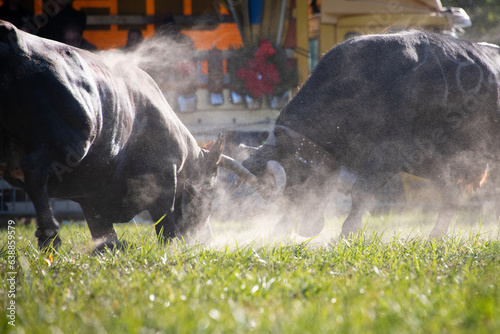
[1,213,500,333]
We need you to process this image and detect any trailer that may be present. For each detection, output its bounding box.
[0,180,84,224]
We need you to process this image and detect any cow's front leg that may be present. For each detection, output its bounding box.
[341,171,395,238]
[150,204,177,244]
[26,173,62,249]
[81,205,119,252]
[87,221,119,253]
[293,192,329,238]
[271,198,299,237]
[22,150,61,249]
[270,181,302,237]
[272,174,330,238]
[341,142,404,238]
[429,183,462,239]
[341,183,373,237]
[149,164,178,244]
[295,175,332,237]
[271,189,324,238]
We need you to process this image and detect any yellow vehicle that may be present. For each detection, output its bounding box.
[320,0,470,41]
[312,0,471,69]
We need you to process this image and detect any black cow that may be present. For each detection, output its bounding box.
[242,30,500,238]
[0,21,253,250]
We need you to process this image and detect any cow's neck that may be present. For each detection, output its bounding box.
[275,125,338,175]
[273,125,357,193]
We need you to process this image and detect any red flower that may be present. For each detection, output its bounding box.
[254,39,276,58]
[236,39,280,98]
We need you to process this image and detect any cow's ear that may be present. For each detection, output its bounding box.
[0,22,15,43]
[205,139,216,150]
[205,134,224,167]
[0,22,27,54]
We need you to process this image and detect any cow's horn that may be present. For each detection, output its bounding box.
[266,160,286,194]
[218,155,258,185]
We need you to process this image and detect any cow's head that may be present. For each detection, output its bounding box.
[240,125,355,199]
[178,134,258,243]
[239,144,286,199]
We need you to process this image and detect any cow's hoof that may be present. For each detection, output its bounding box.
[340,221,363,239]
[178,233,211,246]
[92,240,124,255]
[194,225,212,245]
[35,229,62,250]
[157,236,176,247]
[92,241,124,255]
[176,224,212,246]
[429,229,446,240]
[271,221,294,238]
[340,229,363,240]
[296,220,324,238]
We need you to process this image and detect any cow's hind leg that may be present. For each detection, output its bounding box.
[22,148,61,249]
[429,183,462,239]
[488,165,500,222]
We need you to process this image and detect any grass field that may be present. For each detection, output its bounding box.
[1,211,500,333]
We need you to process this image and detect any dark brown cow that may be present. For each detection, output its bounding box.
[243,30,500,238]
[0,20,252,251]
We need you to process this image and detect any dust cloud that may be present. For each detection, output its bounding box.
[205,182,500,249]
[97,29,198,111]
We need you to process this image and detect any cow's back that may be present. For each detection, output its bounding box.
[0,21,99,165]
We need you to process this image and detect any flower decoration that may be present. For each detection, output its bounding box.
[229,39,298,100]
